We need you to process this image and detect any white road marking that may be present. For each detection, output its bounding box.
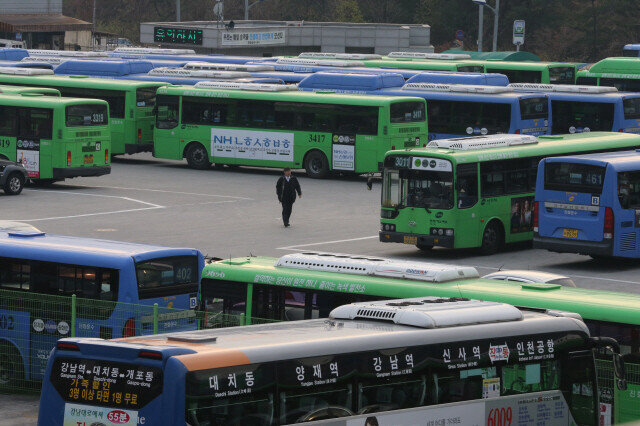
[278,235,378,250]
[11,190,164,221]
[22,207,162,222]
[49,184,253,200]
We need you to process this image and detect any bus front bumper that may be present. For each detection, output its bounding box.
[53,166,111,179]
[533,234,613,257]
[379,231,454,248]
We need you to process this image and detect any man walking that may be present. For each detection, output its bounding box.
[276,167,302,227]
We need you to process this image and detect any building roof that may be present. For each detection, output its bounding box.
[442,50,541,62]
[0,14,91,32]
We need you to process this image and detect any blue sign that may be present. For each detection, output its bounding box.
[456,30,465,41]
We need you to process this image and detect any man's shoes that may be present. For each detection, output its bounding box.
[284,223,290,227]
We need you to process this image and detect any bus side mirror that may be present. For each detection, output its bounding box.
[613,353,627,390]
[366,174,373,191]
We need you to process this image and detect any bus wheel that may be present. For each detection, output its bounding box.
[185,143,211,170]
[416,243,433,251]
[304,151,329,179]
[480,221,503,255]
[3,172,25,195]
[0,343,24,387]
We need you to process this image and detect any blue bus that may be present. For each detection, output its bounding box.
[0,60,53,69]
[0,229,204,383]
[509,83,640,134]
[51,60,285,85]
[623,44,640,57]
[108,47,279,64]
[534,150,640,258]
[298,72,551,139]
[0,48,29,61]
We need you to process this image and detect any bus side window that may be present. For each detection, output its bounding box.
[0,258,30,291]
[0,106,17,136]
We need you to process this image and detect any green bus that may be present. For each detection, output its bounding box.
[153,82,427,178]
[0,85,60,96]
[0,67,165,155]
[576,57,640,92]
[360,55,577,85]
[199,251,640,424]
[378,132,640,254]
[0,94,110,182]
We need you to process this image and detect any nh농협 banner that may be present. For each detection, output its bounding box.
[221,30,286,46]
[211,129,294,162]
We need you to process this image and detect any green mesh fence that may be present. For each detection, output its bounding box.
[0,289,278,393]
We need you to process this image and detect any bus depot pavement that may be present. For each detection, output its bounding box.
[4,152,640,424]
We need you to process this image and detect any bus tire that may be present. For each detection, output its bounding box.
[0,342,24,387]
[416,243,433,251]
[304,151,329,179]
[185,143,211,170]
[480,221,503,255]
[3,172,25,195]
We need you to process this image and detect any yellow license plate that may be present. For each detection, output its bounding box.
[403,236,418,245]
[562,228,578,238]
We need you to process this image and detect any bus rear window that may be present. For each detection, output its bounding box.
[136,256,198,299]
[457,66,484,73]
[600,78,640,92]
[544,162,606,194]
[66,104,108,127]
[576,77,597,86]
[390,101,425,123]
[520,97,548,120]
[549,67,575,84]
[623,98,640,119]
[137,87,158,107]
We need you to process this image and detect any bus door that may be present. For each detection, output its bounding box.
[17,107,51,179]
[454,163,481,244]
[615,171,640,256]
[566,351,599,426]
[0,105,18,163]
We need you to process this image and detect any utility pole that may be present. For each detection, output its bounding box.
[92,0,96,50]
[176,0,181,22]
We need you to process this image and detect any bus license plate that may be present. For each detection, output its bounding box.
[403,236,418,245]
[562,228,578,238]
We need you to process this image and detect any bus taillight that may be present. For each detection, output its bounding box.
[139,351,162,360]
[57,342,79,351]
[67,151,71,166]
[604,207,614,239]
[533,201,539,232]
[123,318,136,338]
[619,129,624,132]
[138,128,142,141]
[105,149,109,163]
[515,129,521,134]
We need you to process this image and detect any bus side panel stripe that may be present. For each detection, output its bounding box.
[175,349,251,371]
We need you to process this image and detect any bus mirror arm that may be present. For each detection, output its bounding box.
[366,173,374,191]
[589,336,627,390]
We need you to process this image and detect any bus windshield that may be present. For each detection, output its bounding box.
[544,162,606,194]
[383,167,454,210]
[135,255,199,299]
[65,104,108,127]
[549,66,575,84]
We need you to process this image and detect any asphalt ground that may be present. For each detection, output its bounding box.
[3,152,640,424]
